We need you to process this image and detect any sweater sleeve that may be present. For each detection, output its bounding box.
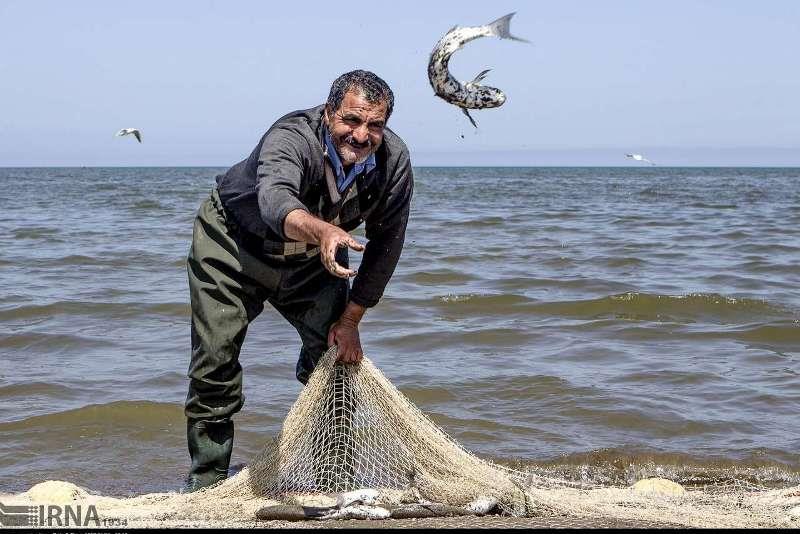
[255,126,310,240]
[350,147,414,308]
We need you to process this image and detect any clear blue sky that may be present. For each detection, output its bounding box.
[1,0,798,166]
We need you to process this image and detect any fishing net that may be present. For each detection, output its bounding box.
[238,346,529,513]
[6,346,798,527]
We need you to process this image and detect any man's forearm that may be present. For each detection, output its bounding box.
[339,301,366,326]
[283,209,330,245]
[284,209,364,279]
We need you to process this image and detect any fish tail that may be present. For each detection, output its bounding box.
[486,12,529,42]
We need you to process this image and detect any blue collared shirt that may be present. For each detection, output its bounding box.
[323,126,376,193]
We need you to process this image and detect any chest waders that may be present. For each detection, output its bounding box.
[182,166,363,492]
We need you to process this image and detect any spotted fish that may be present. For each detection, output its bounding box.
[428,12,528,128]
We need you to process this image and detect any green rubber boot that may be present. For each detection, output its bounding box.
[182,419,234,493]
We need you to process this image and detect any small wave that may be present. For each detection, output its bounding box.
[430,293,534,319]
[520,448,800,489]
[130,200,165,210]
[732,322,800,345]
[458,327,539,346]
[399,384,458,404]
[425,291,782,324]
[141,371,189,389]
[47,254,131,268]
[377,329,493,351]
[12,227,60,239]
[611,214,648,224]
[426,411,534,437]
[607,369,720,388]
[50,254,107,266]
[246,360,298,377]
[8,253,177,269]
[0,331,115,351]
[454,216,505,228]
[739,260,796,276]
[445,374,571,401]
[732,242,800,255]
[718,230,752,239]
[0,400,184,432]
[436,293,530,306]
[601,256,646,268]
[689,202,738,209]
[404,269,477,285]
[148,302,190,317]
[438,254,480,264]
[0,381,81,400]
[534,292,795,324]
[540,256,577,268]
[0,300,190,321]
[563,405,758,437]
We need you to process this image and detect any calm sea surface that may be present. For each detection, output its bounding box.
[1,166,798,496]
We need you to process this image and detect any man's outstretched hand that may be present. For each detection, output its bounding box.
[283,209,364,279]
[319,226,364,279]
[328,302,366,363]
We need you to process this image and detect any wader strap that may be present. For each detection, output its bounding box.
[323,147,342,204]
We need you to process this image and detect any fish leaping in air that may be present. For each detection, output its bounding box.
[428,13,529,128]
[626,153,655,165]
[116,128,142,143]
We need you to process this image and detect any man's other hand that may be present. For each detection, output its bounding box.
[328,302,366,363]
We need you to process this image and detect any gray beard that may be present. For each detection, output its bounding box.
[340,136,374,166]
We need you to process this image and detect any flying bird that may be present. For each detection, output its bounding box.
[626,153,655,165]
[115,128,142,143]
[428,13,529,128]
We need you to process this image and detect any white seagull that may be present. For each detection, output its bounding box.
[115,128,142,143]
[625,153,655,165]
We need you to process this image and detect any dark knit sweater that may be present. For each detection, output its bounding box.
[215,105,414,308]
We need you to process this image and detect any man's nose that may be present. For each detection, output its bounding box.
[351,124,370,143]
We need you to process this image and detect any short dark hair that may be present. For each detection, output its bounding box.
[326,70,395,120]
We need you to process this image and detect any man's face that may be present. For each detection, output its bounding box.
[325,90,387,167]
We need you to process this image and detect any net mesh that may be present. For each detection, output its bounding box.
[238,347,527,512]
[7,346,798,527]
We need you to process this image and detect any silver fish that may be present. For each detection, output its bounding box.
[428,12,528,128]
[335,488,380,508]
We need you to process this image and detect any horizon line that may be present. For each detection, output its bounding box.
[2,164,799,169]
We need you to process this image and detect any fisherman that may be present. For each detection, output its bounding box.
[182,70,414,492]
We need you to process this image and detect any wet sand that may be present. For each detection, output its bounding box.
[0,483,682,530]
